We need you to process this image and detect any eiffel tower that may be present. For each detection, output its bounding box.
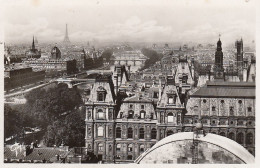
[63,24,71,44]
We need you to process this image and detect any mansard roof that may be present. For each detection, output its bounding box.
[123,95,153,103]
[191,81,255,98]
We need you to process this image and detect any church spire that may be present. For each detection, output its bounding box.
[32,36,35,50]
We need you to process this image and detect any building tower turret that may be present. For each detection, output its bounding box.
[215,34,223,70]
[63,24,71,44]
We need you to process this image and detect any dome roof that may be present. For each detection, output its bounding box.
[51,46,61,55]
[135,132,254,164]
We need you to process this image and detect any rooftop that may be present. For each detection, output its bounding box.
[191,81,255,98]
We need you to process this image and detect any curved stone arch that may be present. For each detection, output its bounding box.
[57,82,72,88]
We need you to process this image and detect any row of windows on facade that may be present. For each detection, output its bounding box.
[184,118,254,126]
[202,99,251,106]
[129,104,146,109]
[111,127,157,139]
[159,112,182,123]
[118,111,154,119]
[97,143,153,155]
[194,106,253,114]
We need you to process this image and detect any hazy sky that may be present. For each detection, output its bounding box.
[3,0,256,45]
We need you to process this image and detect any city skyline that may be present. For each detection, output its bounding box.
[3,0,255,45]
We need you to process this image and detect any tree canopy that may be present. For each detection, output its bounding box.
[4,104,23,139]
[23,83,83,128]
[43,107,85,147]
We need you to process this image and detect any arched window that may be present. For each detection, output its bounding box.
[128,128,133,139]
[167,113,174,123]
[167,130,174,136]
[97,87,106,102]
[140,111,146,119]
[237,132,244,144]
[97,109,104,119]
[128,111,134,119]
[128,144,133,152]
[98,143,103,151]
[246,133,253,145]
[229,107,234,116]
[228,132,235,141]
[139,128,144,139]
[97,127,104,137]
[98,92,104,101]
[116,144,121,151]
[151,128,157,139]
[219,132,226,137]
[116,127,121,138]
[140,144,145,153]
[119,112,123,118]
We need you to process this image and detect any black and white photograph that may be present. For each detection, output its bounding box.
[1,0,258,165]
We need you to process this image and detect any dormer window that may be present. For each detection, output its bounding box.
[128,111,134,119]
[153,92,159,98]
[140,111,146,119]
[119,112,123,118]
[182,75,188,84]
[168,95,176,104]
[97,86,107,102]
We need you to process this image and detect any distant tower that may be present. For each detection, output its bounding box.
[215,34,223,70]
[63,24,71,44]
[236,38,243,69]
[32,36,36,51]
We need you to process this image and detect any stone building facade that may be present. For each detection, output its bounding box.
[84,69,255,163]
[174,56,194,95]
[84,75,117,162]
[156,76,185,139]
[185,81,255,155]
[114,95,157,162]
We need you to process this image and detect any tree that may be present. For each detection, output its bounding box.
[23,83,83,128]
[43,108,85,147]
[4,104,22,139]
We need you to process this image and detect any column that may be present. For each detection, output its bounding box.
[94,124,97,138]
[106,108,109,120]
